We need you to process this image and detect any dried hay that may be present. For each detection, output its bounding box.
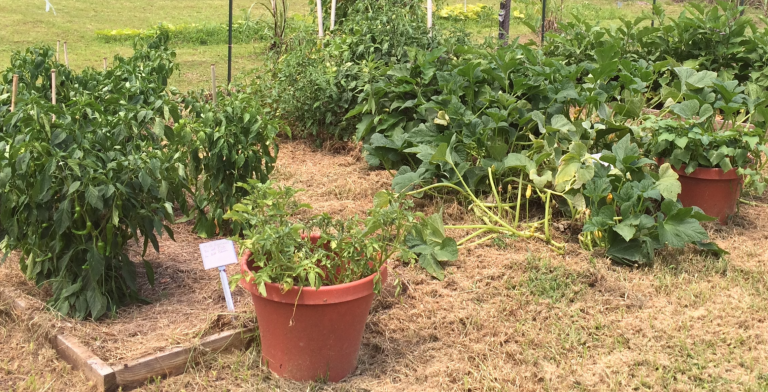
[2,138,768,391]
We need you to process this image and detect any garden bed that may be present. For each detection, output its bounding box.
[3,139,768,391]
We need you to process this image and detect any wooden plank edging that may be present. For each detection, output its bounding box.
[113,327,257,390]
[50,334,118,392]
[2,285,256,391]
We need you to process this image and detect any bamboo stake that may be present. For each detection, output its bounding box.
[316,0,324,39]
[51,69,56,122]
[211,64,217,106]
[56,40,60,62]
[464,0,467,12]
[427,0,433,36]
[331,0,337,30]
[103,57,107,71]
[11,75,18,112]
[63,41,69,67]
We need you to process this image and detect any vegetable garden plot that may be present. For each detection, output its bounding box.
[4,138,768,391]
[0,220,253,364]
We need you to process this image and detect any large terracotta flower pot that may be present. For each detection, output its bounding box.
[665,161,742,225]
[239,243,386,382]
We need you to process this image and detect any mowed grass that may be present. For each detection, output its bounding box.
[0,0,311,91]
[0,0,701,92]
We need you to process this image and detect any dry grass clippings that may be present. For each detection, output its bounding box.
[2,138,768,391]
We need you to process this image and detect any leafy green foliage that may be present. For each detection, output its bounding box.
[225,181,449,292]
[0,33,190,320]
[643,67,768,194]
[543,1,768,93]
[579,137,723,266]
[182,89,282,238]
[262,0,468,139]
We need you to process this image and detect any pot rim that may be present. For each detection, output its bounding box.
[658,158,741,180]
[238,249,387,305]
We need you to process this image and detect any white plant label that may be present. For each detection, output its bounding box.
[199,239,238,312]
[199,239,238,270]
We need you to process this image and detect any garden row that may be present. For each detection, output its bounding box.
[0,28,451,324]
[0,32,284,320]
[259,1,768,274]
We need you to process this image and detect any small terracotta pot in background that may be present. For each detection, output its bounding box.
[660,159,742,225]
[239,245,386,382]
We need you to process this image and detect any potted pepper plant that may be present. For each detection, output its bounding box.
[224,180,426,382]
[644,67,768,224]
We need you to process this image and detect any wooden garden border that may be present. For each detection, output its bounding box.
[1,287,256,392]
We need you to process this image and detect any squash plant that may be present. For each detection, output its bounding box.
[182,88,282,237]
[579,136,724,265]
[0,35,189,320]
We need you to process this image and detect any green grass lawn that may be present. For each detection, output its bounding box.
[0,0,760,91]
[0,0,311,91]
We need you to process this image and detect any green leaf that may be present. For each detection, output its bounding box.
[530,169,552,189]
[153,118,165,137]
[144,259,155,286]
[612,219,636,242]
[555,153,581,186]
[86,287,107,320]
[392,171,422,193]
[606,237,652,265]
[418,254,445,280]
[68,181,81,195]
[60,280,82,298]
[503,153,535,172]
[373,191,391,209]
[433,237,459,261]
[654,163,681,201]
[85,185,104,209]
[139,171,151,192]
[15,152,30,173]
[658,215,708,248]
[430,143,452,165]
[54,199,72,234]
[550,115,575,133]
[671,100,700,119]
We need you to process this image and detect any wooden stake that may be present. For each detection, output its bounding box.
[331,0,337,30]
[316,0,324,39]
[103,57,107,71]
[56,40,60,62]
[427,0,433,36]
[63,41,69,67]
[499,0,511,43]
[465,0,468,12]
[51,69,56,122]
[211,64,217,106]
[11,74,18,112]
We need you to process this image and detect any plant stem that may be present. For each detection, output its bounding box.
[514,172,523,228]
[457,228,490,246]
[462,233,498,248]
[739,198,768,207]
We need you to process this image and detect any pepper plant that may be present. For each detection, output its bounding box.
[0,34,190,320]
[182,88,282,237]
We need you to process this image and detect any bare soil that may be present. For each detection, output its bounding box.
[2,139,768,391]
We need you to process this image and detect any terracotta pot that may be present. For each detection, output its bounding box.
[661,159,742,225]
[238,240,386,382]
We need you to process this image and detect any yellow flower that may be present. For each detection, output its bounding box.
[513,10,525,18]
[525,184,532,199]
